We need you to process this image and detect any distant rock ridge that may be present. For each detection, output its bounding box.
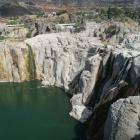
[18,0,140,7]
[0,2,31,17]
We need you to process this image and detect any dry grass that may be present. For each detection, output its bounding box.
[36,3,81,13]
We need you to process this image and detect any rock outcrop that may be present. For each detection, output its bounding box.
[0,41,33,82]
[86,48,140,140]
[104,96,140,140]
[69,94,93,123]
[25,32,101,89]
[0,23,28,39]
[0,28,101,83]
[94,21,139,45]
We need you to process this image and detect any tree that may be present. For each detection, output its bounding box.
[107,6,111,19]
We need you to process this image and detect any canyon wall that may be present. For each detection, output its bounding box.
[104,96,140,140]
[0,22,140,139]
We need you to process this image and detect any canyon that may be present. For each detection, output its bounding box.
[0,21,140,140]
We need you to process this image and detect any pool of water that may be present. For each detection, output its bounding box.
[0,80,86,140]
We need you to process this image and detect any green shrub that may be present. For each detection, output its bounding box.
[104,25,117,39]
[74,21,85,33]
[94,7,125,22]
[26,30,32,38]
[57,10,67,16]
[8,20,17,25]
[8,16,19,25]
[59,18,65,24]
[36,11,45,17]
[0,36,6,41]
[108,7,124,19]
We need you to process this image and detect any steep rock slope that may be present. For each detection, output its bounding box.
[104,96,140,140]
[0,28,101,84]
[0,42,33,82]
[25,32,99,89]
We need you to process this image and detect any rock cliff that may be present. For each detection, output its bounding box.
[104,96,140,140]
[0,21,140,140]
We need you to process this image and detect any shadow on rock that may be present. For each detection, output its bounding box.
[131,134,140,140]
[72,121,87,140]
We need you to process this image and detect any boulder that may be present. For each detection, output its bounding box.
[104,96,140,140]
[69,94,93,123]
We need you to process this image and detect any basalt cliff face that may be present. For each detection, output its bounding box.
[0,22,140,140]
[104,96,140,140]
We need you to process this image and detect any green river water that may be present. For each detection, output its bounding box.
[0,80,86,140]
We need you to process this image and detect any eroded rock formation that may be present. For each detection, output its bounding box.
[104,96,140,140]
[0,21,140,140]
